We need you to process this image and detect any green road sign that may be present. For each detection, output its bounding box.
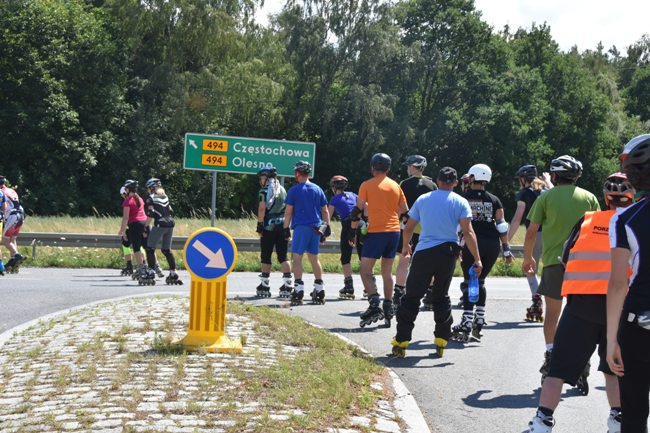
[183,133,316,177]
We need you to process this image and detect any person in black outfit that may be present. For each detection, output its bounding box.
[452,163,513,342]
[607,133,650,433]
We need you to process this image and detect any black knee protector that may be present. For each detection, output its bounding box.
[121,238,131,248]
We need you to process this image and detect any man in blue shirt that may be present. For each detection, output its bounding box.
[391,167,482,358]
[283,161,331,306]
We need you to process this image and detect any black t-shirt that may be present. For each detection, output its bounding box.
[145,194,174,228]
[400,176,437,208]
[611,198,650,313]
[566,294,607,325]
[515,187,541,229]
[463,189,503,240]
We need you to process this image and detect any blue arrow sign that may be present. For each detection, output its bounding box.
[183,228,237,280]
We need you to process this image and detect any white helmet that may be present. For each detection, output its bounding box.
[468,163,492,183]
[119,186,127,196]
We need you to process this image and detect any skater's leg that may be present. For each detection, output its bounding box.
[618,320,650,432]
[380,257,395,301]
[544,297,562,346]
[292,253,304,282]
[360,257,378,296]
[538,377,564,411]
[430,247,457,343]
[537,265,565,348]
[395,253,410,287]
[306,253,323,281]
[604,373,621,408]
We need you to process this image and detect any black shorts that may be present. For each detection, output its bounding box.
[260,228,288,265]
[127,221,147,253]
[548,306,612,385]
[398,231,420,254]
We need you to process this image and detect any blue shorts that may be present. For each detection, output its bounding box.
[362,232,400,259]
[291,225,321,255]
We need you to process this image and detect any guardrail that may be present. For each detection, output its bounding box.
[18,232,524,258]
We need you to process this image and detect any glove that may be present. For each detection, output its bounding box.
[283,227,291,240]
[256,222,264,234]
[318,223,331,238]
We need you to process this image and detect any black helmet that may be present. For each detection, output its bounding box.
[516,164,537,180]
[0,175,5,185]
[622,134,650,169]
[145,177,161,189]
[403,155,427,168]
[329,175,349,189]
[123,179,138,192]
[294,161,312,175]
[550,155,582,180]
[371,153,392,172]
[257,165,277,177]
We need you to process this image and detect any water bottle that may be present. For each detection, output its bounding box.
[468,264,479,303]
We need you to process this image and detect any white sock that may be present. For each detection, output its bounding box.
[546,343,553,352]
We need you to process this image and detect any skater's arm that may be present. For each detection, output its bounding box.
[508,201,526,242]
[327,204,336,222]
[401,218,417,256]
[607,247,630,377]
[459,218,482,274]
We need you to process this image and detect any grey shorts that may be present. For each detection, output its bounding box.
[538,264,565,300]
[147,226,174,250]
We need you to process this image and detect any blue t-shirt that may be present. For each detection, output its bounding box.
[408,190,473,252]
[328,192,358,220]
[285,181,327,228]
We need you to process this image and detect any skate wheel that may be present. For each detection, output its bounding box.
[360,322,366,328]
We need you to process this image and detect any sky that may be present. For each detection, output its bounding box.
[256,0,650,53]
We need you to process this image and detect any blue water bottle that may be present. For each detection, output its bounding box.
[468,264,479,303]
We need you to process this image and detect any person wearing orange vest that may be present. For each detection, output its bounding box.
[526,173,634,433]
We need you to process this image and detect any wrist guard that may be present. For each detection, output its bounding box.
[256,222,264,234]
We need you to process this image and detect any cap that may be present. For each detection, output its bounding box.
[438,167,458,183]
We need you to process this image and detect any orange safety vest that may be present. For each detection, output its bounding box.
[561,210,615,296]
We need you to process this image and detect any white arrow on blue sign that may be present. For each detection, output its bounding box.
[184,229,237,280]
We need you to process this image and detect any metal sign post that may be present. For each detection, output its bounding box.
[211,173,217,227]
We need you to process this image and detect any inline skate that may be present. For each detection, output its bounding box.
[165,272,183,285]
[422,287,434,311]
[4,253,25,274]
[338,276,355,300]
[256,273,271,298]
[153,264,165,278]
[575,361,590,396]
[136,265,156,286]
[607,409,621,433]
[278,273,293,298]
[383,299,394,327]
[540,350,552,385]
[390,338,409,358]
[120,262,133,276]
[451,312,473,343]
[360,295,384,328]
[526,294,544,322]
[471,309,485,342]
[527,411,555,432]
[290,289,304,306]
[434,337,448,357]
[310,279,325,305]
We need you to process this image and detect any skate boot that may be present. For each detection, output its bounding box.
[393,285,405,308]
[471,310,485,342]
[256,273,271,298]
[526,294,544,322]
[540,351,552,385]
[338,276,355,300]
[434,337,448,357]
[120,262,133,276]
[278,273,293,298]
[607,409,621,433]
[527,411,555,432]
[136,265,156,286]
[310,279,325,305]
[422,288,434,311]
[360,294,384,328]
[451,312,473,343]
[390,338,409,358]
[154,264,165,278]
[0,259,4,276]
[165,271,183,285]
[575,361,590,396]
[290,280,305,306]
[5,253,25,274]
[383,299,394,327]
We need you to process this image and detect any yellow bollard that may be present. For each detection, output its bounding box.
[177,227,242,353]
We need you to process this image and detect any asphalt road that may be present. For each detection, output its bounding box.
[0,268,628,433]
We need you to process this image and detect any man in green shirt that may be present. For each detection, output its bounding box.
[522,155,600,381]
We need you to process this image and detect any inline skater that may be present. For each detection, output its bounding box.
[256,166,292,298]
[1,176,26,273]
[394,155,437,311]
[283,161,331,305]
[144,178,182,285]
[451,163,513,343]
[526,173,633,433]
[607,133,650,433]
[118,180,155,285]
[460,173,471,193]
[391,167,481,357]
[326,175,360,299]
[509,164,545,322]
[522,156,599,383]
[350,153,408,328]
[119,186,134,276]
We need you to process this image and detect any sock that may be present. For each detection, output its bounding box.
[546,343,553,352]
[261,272,270,278]
[538,406,554,417]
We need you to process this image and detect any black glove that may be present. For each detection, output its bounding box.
[318,223,331,238]
[256,222,264,234]
[283,227,291,240]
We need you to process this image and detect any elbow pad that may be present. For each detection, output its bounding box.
[350,206,362,222]
[496,219,509,235]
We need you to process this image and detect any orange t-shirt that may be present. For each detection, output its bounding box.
[358,176,407,233]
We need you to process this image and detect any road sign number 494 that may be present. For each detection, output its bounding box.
[202,154,228,167]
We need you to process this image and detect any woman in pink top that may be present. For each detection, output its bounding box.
[118,179,152,282]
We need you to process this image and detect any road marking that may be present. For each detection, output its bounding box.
[192,240,227,269]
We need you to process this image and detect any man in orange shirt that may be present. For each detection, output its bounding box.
[351,153,408,328]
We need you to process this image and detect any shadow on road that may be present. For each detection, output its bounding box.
[486,321,543,331]
[463,389,541,409]
[376,354,455,368]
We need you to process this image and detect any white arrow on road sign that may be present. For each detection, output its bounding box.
[192,240,227,269]
[190,139,198,149]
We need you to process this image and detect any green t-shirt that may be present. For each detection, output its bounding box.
[258,183,287,230]
[527,185,600,267]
